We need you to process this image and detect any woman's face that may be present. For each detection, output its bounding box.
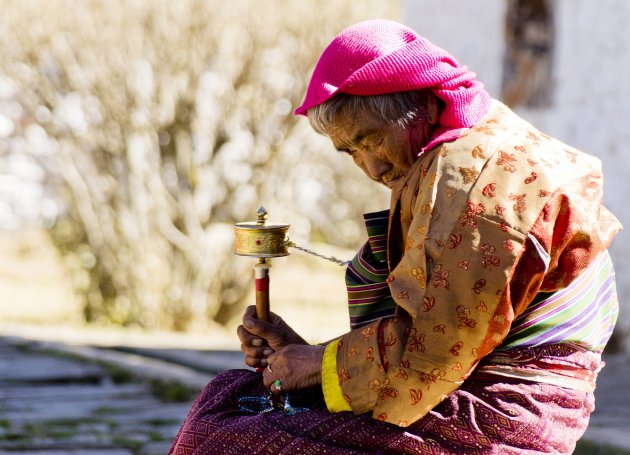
[326,111,428,189]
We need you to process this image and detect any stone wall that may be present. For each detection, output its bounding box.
[405,0,630,349]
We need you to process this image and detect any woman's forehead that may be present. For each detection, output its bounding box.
[328,116,387,150]
[327,111,385,143]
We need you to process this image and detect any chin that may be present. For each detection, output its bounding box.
[383,179,398,189]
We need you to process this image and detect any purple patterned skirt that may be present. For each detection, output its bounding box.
[168,344,599,454]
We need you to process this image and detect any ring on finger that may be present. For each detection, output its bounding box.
[273,379,282,392]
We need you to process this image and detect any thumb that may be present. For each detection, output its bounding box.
[243,316,275,337]
[243,316,286,345]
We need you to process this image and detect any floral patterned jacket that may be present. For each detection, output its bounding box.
[322,100,621,427]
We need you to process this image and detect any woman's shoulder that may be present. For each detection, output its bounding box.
[434,101,603,204]
[420,102,605,240]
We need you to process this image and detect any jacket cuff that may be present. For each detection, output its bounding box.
[321,339,352,412]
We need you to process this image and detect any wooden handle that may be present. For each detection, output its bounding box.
[254,263,270,322]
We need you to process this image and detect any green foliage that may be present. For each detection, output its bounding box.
[148,379,196,403]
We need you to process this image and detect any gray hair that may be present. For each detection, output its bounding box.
[307,90,436,135]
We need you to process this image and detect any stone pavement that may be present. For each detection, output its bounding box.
[1,335,629,454]
[0,337,200,455]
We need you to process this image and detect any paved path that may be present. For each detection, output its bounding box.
[2,335,629,454]
[0,337,196,455]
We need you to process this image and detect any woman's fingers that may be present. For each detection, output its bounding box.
[241,341,273,368]
[240,343,273,360]
[243,353,269,369]
[237,322,275,368]
[243,305,306,343]
[236,324,264,347]
[243,305,257,319]
[238,305,308,373]
[261,345,324,392]
[261,361,278,388]
[242,316,278,339]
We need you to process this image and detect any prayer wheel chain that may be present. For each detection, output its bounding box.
[284,240,349,267]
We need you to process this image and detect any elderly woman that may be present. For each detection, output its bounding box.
[169,20,621,454]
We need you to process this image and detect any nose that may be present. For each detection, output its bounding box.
[362,155,390,181]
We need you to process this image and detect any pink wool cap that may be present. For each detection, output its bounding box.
[294,19,491,152]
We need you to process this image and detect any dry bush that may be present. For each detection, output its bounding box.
[0,1,396,330]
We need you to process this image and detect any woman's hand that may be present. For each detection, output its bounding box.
[237,305,308,369]
[262,344,325,393]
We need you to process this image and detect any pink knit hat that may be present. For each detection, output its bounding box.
[294,19,491,151]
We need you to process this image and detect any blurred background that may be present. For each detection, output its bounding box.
[0,0,628,351]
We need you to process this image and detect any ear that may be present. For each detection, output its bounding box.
[426,93,440,126]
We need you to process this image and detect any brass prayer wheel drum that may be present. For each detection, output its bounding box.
[233,221,290,258]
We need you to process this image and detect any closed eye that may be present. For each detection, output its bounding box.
[361,134,384,148]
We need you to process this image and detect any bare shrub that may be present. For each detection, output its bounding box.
[0,1,395,330]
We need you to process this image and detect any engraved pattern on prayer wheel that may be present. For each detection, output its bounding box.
[233,222,290,258]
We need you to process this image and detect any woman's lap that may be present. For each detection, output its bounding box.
[168,366,593,455]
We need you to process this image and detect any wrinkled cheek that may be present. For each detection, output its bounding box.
[352,156,370,177]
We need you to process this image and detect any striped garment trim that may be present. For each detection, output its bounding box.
[503,257,613,345]
[347,282,391,292]
[347,210,396,329]
[498,251,618,352]
[348,294,389,305]
[508,261,602,324]
[363,210,389,261]
[356,252,387,277]
[349,299,398,327]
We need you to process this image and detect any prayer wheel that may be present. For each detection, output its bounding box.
[234,207,290,322]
